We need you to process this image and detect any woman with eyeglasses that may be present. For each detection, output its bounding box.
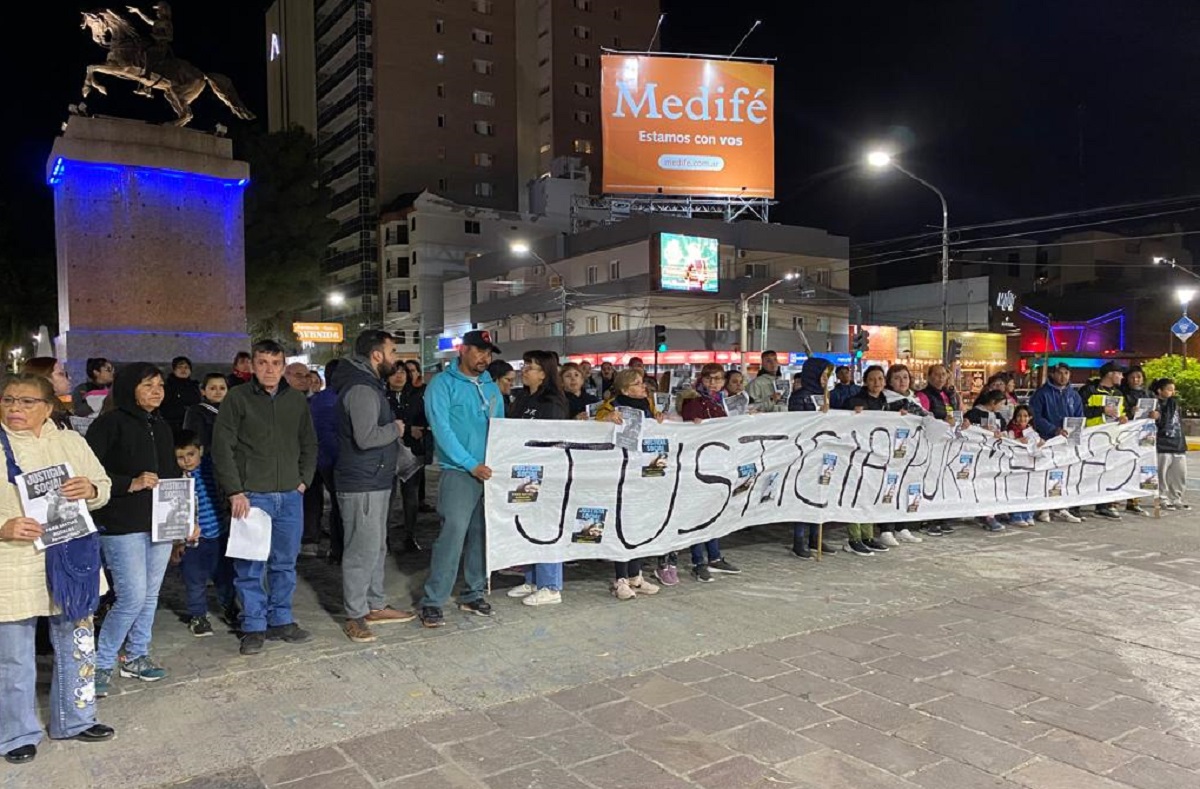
[0,373,115,765]
[675,364,742,582]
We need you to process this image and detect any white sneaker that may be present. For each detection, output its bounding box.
[1052,509,1082,523]
[506,583,535,598]
[879,531,901,547]
[522,588,562,606]
[897,528,923,543]
[1036,511,1051,523]
[613,578,636,601]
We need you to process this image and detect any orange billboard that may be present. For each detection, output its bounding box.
[601,55,775,198]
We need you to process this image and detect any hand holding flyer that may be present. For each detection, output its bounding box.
[16,462,98,551]
[613,407,644,451]
[152,478,194,543]
[226,507,272,561]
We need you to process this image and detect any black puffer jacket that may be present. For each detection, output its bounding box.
[788,358,831,412]
[85,363,181,535]
[161,375,201,436]
[1157,396,1186,454]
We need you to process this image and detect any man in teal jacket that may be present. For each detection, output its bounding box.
[419,330,505,627]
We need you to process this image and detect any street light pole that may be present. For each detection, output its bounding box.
[511,242,567,358]
[739,274,796,374]
[867,153,951,362]
[1177,286,1196,369]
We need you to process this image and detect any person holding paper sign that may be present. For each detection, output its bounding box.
[560,363,600,419]
[0,373,115,764]
[212,340,319,656]
[419,331,506,627]
[841,367,905,555]
[1152,378,1189,511]
[86,362,181,693]
[1079,362,1128,520]
[746,351,786,412]
[595,369,664,599]
[787,358,844,558]
[1029,362,1085,524]
[1121,366,1156,516]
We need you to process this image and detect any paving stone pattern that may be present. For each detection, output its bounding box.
[7,478,1200,788]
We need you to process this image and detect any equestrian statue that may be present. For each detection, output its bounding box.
[80,3,255,127]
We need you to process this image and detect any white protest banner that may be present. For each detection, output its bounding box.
[484,412,1155,568]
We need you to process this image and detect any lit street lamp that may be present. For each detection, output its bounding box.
[327,292,346,307]
[739,273,796,375]
[867,151,951,362]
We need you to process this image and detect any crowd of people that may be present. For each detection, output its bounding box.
[0,334,1187,764]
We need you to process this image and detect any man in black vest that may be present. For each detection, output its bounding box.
[333,331,418,643]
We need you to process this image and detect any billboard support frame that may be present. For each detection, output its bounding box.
[570,193,772,234]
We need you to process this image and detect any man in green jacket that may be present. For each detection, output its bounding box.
[213,339,319,655]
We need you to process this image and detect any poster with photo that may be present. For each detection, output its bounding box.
[905,483,922,513]
[818,453,837,485]
[16,463,96,551]
[892,428,911,460]
[641,439,670,477]
[585,401,603,420]
[1139,465,1158,491]
[882,472,899,504]
[152,478,194,543]
[733,463,759,495]
[1048,470,1065,497]
[773,378,791,398]
[613,407,644,451]
[1064,417,1085,445]
[571,507,607,543]
[1134,398,1158,420]
[957,453,976,480]
[758,472,780,503]
[809,394,825,410]
[653,393,671,415]
[508,465,544,503]
[723,392,750,416]
[1103,396,1123,424]
[1138,423,1157,447]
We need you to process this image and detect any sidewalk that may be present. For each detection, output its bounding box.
[7,489,1200,788]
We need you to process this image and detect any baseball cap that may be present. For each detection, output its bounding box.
[1099,361,1126,376]
[1049,362,1071,371]
[462,329,501,354]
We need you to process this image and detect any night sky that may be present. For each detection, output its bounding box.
[5,1,1200,279]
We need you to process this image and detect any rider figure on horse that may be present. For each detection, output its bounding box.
[126,2,174,96]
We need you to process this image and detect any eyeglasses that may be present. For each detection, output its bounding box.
[1,396,49,409]
[703,375,725,382]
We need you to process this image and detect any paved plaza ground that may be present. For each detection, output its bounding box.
[6,472,1200,789]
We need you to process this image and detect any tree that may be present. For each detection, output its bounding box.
[236,126,336,342]
[1140,355,1200,415]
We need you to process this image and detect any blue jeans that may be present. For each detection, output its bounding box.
[1009,511,1034,522]
[0,614,99,752]
[421,469,486,608]
[690,539,721,567]
[792,523,815,547]
[233,491,304,633]
[97,532,173,670]
[524,563,563,592]
[180,534,235,618]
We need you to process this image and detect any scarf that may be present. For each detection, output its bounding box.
[614,394,653,417]
[0,427,101,621]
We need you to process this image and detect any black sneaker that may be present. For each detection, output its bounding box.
[239,632,265,656]
[1126,503,1148,516]
[187,616,213,637]
[420,606,445,628]
[1069,507,1087,521]
[692,564,714,582]
[221,603,239,628]
[708,558,741,574]
[792,545,814,560]
[923,525,945,536]
[265,623,312,643]
[1094,506,1122,521]
[843,541,874,556]
[458,599,494,617]
[938,524,955,533]
[863,538,889,553]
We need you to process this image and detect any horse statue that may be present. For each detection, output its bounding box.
[80,4,255,127]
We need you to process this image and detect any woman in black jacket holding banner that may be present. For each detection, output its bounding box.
[840,366,904,556]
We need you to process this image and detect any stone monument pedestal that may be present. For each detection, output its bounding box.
[47,116,250,380]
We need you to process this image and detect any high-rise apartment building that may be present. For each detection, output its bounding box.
[270,0,660,330]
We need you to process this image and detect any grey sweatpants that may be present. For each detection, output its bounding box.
[337,489,392,619]
[1158,452,1188,506]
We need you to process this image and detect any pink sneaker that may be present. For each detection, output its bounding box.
[654,564,679,586]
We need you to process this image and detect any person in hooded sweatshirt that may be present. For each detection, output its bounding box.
[1121,365,1156,516]
[160,357,201,438]
[505,350,571,606]
[85,362,184,695]
[787,357,840,558]
[841,366,905,556]
[675,364,742,581]
[1151,377,1188,510]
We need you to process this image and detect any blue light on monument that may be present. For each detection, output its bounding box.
[46,157,250,189]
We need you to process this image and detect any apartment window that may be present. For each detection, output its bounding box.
[436,83,445,97]
[613,6,622,20]
[573,82,592,98]
[412,250,417,266]
[573,139,594,154]
[435,51,445,64]
[410,217,417,231]
[511,323,526,341]
[573,25,591,40]
[435,18,444,33]
[715,313,730,331]
[573,109,592,124]
[792,316,805,331]
[472,89,495,106]
[574,0,592,9]
[473,152,493,167]
[811,268,831,285]
[474,120,495,136]
[464,220,482,235]
[475,182,494,197]
[396,332,407,345]
[608,313,621,332]
[395,257,410,278]
[586,265,599,284]
[473,58,494,75]
[437,178,448,191]
[587,316,599,334]
[413,285,418,300]
[609,259,620,279]
[744,262,768,279]
[473,0,493,13]
[816,317,831,333]
[472,28,494,44]
[396,289,412,312]
[436,114,446,127]
[612,36,622,48]
[574,53,591,68]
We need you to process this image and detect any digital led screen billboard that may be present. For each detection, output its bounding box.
[652,232,720,293]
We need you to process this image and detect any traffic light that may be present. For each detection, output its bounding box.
[946,338,963,366]
[654,324,668,353]
[852,328,870,359]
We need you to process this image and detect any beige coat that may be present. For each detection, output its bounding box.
[0,422,112,622]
